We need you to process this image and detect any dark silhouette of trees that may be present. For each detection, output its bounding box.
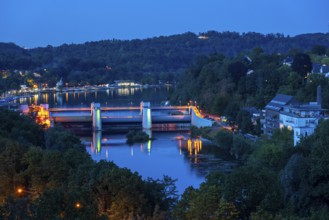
[228,61,248,84]
[291,53,312,79]
[0,111,177,219]
[1,32,329,88]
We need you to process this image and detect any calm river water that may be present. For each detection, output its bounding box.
[17,87,236,194]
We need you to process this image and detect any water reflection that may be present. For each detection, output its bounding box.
[84,132,238,194]
[86,133,235,175]
[187,139,202,156]
[88,135,205,164]
[187,139,203,164]
[139,140,152,156]
[144,129,152,155]
[16,87,169,108]
[43,93,48,103]
[56,92,63,106]
[33,94,39,105]
[91,131,102,154]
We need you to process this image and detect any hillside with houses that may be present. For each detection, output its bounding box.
[1,31,329,92]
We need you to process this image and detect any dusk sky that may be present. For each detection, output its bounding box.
[1,0,328,48]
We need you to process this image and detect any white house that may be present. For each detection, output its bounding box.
[279,102,324,146]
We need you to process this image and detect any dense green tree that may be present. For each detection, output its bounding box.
[0,109,44,147]
[173,173,225,220]
[228,61,248,84]
[291,53,312,79]
[44,125,84,152]
[224,165,284,217]
[249,128,294,171]
[311,45,327,55]
[297,120,329,214]
[236,110,254,134]
[214,130,233,153]
[32,188,100,220]
[0,196,32,220]
[0,138,27,203]
[231,134,252,160]
[172,186,197,220]
[216,199,240,220]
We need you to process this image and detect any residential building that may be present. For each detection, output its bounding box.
[283,57,294,66]
[312,63,329,77]
[279,102,324,145]
[264,86,326,146]
[263,94,296,136]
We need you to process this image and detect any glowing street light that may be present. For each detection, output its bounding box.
[75,202,81,209]
[16,187,40,197]
[17,188,23,194]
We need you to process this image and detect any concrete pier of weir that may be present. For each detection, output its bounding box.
[46,102,213,131]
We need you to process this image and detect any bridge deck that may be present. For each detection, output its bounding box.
[49,106,192,124]
[49,106,190,112]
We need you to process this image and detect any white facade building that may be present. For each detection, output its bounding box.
[279,103,323,146]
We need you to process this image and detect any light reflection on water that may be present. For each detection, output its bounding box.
[83,132,237,194]
[16,87,168,108]
[17,88,237,194]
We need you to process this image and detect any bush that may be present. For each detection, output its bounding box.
[126,130,150,145]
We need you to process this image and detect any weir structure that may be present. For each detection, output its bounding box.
[141,101,152,129]
[47,102,213,131]
[91,102,102,131]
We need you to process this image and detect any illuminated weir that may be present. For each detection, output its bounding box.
[141,101,152,129]
[91,102,102,131]
[26,102,213,132]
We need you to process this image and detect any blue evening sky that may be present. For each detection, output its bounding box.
[1,0,328,48]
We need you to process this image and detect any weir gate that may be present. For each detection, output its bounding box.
[45,102,213,132]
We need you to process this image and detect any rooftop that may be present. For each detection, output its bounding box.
[265,94,296,111]
[281,103,325,118]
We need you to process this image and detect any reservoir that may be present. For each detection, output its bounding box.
[16,87,236,194]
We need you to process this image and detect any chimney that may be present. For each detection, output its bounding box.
[317,85,322,106]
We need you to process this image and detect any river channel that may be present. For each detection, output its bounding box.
[16,87,237,194]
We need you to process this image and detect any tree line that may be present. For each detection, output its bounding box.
[1,31,329,92]
[0,109,177,219]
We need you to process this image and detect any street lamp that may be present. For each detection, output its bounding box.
[17,188,23,194]
[75,202,81,209]
[16,187,40,197]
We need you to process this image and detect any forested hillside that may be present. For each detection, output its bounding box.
[1,31,329,89]
[171,47,329,127]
